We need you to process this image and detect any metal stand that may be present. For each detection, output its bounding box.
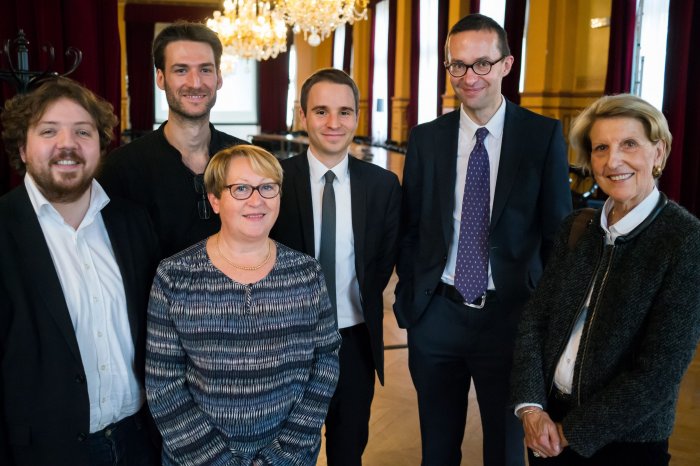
[0,29,82,94]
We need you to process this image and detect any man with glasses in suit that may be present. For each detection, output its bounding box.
[100,21,245,259]
[394,13,572,466]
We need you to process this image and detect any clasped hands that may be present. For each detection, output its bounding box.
[518,407,568,459]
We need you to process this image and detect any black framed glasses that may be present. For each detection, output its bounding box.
[193,174,211,220]
[444,56,506,77]
[225,183,281,200]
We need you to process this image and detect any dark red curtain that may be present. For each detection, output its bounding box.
[258,30,292,134]
[343,24,353,74]
[124,4,214,133]
[470,1,481,14]
[408,1,420,130]
[503,0,527,104]
[387,0,396,139]
[604,0,636,94]
[660,0,700,215]
[0,0,120,195]
[437,0,448,115]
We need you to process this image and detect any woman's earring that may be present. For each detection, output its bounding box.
[652,166,663,178]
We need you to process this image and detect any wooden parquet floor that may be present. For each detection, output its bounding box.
[316,274,700,465]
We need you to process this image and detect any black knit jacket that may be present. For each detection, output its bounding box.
[511,194,700,457]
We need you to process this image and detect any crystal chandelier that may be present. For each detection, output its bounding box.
[276,0,369,47]
[206,0,288,61]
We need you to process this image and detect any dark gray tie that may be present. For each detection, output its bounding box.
[319,170,337,312]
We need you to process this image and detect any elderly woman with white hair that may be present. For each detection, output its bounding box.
[510,94,700,465]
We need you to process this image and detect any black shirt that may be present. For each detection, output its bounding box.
[99,121,246,259]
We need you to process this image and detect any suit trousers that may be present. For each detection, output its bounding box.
[408,292,524,466]
[325,323,376,466]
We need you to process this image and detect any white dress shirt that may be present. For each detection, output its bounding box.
[25,174,143,432]
[307,150,364,329]
[442,97,507,289]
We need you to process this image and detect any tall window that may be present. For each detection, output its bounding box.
[371,0,389,143]
[480,0,506,28]
[333,25,346,70]
[632,0,670,109]
[417,0,439,124]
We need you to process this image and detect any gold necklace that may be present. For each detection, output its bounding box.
[216,234,272,271]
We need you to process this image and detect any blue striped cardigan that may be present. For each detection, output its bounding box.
[146,240,341,465]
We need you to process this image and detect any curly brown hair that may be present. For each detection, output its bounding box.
[1,77,118,171]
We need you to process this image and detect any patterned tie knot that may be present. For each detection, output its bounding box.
[324,170,336,185]
[475,127,489,145]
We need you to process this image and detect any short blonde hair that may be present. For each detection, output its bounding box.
[569,94,672,173]
[204,144,283,198]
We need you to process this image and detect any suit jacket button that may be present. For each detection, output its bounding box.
[424,289,432,295]
[77,433,87,442]
[75,374,86,383]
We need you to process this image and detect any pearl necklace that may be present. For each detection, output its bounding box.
[216,234,271,271]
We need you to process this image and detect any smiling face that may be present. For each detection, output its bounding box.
[208,156,280,243]
[446,29,513,125]
[300,81,358,166]
[590,117,664,212]
[156,40,222,122]
[20,98,101,202]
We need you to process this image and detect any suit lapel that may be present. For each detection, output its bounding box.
[291,153,316,256]
[437,111,460,246]
[9,187,83,363]
[348,157,366,288]
[491,101,524,230]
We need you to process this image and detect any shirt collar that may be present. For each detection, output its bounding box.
[24,173,110,228]
[307,148,350,184]
[459,96,506,141]
[600,187,660,241]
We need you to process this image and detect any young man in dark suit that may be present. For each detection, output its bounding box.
[271,68,401,466]
[0,78,160,466]
[394,14,572,466]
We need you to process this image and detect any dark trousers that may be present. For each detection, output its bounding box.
[528,394,670,466]
[408,292,524,466]
[85,408,159,466]
[527,440,670,466]
[325,323,376,466]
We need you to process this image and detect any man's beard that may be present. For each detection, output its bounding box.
[27,149,96,203]
[165,85,217,122]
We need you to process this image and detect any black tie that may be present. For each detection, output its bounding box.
[319,170,337,313]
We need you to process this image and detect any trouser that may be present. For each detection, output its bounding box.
[325,323,376,466]
[408,289,524,466]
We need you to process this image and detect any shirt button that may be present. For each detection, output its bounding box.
[97,331,103,338]
[93,296,99,303]
[101,365,106,371]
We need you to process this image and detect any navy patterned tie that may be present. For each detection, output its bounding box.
[455,127,490,303]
